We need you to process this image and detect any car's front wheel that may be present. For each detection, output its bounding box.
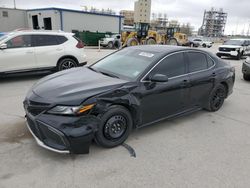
[206,84,227,112]
[95,105,133,148]
[57,58,78,71]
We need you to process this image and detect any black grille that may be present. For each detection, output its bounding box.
[37,121,68,150]
[24,100,50,116]
[27,116,41,139]
[219,47,234,52]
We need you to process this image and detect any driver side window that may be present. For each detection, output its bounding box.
[148,52,186,79]
[6,35,32,48]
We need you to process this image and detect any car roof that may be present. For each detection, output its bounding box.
[7,30,73,36]
[229,38,250,41]
[127,45,208,55]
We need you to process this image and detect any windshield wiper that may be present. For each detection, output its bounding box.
[99,71,120,79]
[88,66,99,73]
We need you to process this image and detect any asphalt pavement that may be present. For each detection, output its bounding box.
[0,45,250,188]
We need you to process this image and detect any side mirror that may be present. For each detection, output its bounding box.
[150,74,168,82]
[0,43,7,50]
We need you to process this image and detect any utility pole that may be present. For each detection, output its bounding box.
[14,0,16,9]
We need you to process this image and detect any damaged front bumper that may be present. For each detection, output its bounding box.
[25,112,100,154]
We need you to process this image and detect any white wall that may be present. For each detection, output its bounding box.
[26,10,61,30]
[62,11,122,33]
[0,8,28,32]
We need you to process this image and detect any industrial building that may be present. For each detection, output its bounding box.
[120,10,134,26]
[0,8,28,32]
[0,7,124,33]
[134,0,151,23]
[150,13,168,30]
[198,8,227,37]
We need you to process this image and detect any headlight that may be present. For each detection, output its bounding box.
[47,104,95,115]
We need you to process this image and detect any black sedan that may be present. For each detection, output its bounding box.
[24,45,235,154]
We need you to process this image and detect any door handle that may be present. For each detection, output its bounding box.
[56,48,63,51]
[26,51,33,54]
[180,79,190,87]
[211,72,217,77]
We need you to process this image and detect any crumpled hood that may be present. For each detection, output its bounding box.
[29,67,127,105]
[219,45,242,48]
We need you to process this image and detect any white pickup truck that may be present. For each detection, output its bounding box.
[217,39,250,60]
[100,34,121,49]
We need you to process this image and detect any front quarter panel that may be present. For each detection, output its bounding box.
[85,82,141,127]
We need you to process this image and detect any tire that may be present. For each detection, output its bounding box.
[202,43,206,48]
[57,58,78,71]
[146,38,156,45]
[127,38,139,46]
[168,38,178,46]
[108,41,114,49]
[205,84,227,112]
[243,74,250,81]
[95,105,133,148]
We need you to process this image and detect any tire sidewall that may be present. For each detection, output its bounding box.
[108,41,114,49]
[57,58,77,71]
[95,106,133,148]
[207,84,226,112]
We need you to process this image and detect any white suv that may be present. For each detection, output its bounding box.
[0,30,86,75]
[217,39,250,60]
[191,38,213,48]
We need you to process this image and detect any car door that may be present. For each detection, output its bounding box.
[0,35,36,72]
[139,52,190,125]
[33,34,65,68]
[185,51,215,108]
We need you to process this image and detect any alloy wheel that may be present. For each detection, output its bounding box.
[211,88,225,110]
[61,60,76,70]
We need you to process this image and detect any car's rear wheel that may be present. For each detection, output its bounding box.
[95,106,133,148]
[108,41,114,49]
[243,74,250,81]
[206,84,227,112]
[57,58,78,71]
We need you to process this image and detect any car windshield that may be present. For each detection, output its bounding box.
[91,48,161,81]
[224,40,244,46]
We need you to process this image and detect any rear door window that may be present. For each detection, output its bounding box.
[149,52,186,78]
[207,56,215,68]
[56,35,68,44]
[187,52,208,73]
[33,35,58,47]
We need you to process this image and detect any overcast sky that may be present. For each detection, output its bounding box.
[1,0,250,35]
